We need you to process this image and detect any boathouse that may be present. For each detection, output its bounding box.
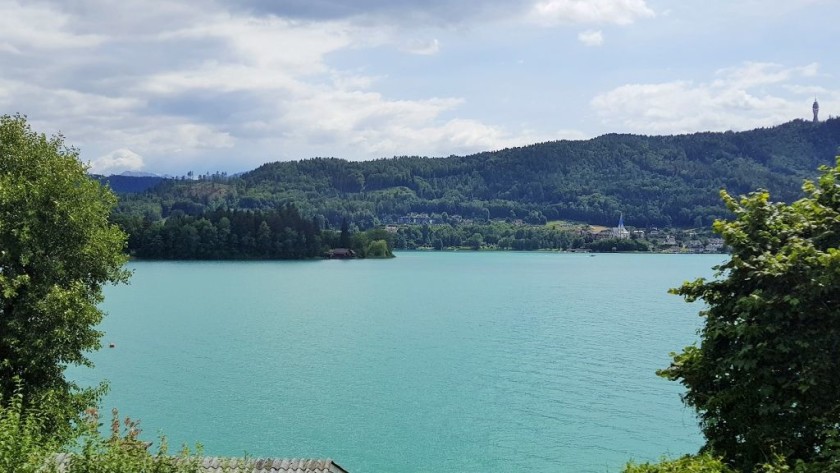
[328,248,356,259]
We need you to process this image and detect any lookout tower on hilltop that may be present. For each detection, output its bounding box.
[813,98,820,122]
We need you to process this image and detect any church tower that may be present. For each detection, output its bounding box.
[813,98,820,122]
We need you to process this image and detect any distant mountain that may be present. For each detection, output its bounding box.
[117,170,162,178]
[114,118,840,228]
[97,174,166,194]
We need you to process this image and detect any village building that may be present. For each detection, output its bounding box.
[595,229,614,240]
[705,238,726,253]
[397,213,434,225]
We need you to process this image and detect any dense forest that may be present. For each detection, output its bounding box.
[112,205,324,259]
[108,119,840,252]
[112,205,399,259]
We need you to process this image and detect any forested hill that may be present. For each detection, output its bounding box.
[118,118,840,228]
[97,174,164,193]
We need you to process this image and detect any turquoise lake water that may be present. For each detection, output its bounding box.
[69,252,723,472]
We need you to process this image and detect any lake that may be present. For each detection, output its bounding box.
[70,252,722,472]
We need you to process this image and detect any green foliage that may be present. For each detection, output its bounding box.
[0,115,130,434]
[623,454,736,473]
[319,225,397,258]
[586,237,650,252]
[65,408,202,473]
[0,387,57,473]
[0,393,204,473]
[339,217,351,248]
[115,205,324,260]
[394,221,579,251]
[365,240,393,258]
[660,158,840,472]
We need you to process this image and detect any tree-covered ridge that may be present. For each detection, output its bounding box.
[116,118,840,230]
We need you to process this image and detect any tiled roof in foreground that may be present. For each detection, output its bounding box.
[201,458,348,473]
[53,454,348,473]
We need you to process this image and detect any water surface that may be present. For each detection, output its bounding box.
[72,252,721,472]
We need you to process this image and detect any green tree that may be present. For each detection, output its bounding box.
[339,217,351,248]
[256,220,272,256]
[0,115,130,435]
[365,240,393,258]
[660,158,840,472]
[465,232,484,250]
[350,232,369,257]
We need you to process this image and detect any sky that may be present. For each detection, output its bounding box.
[0,0,837,175]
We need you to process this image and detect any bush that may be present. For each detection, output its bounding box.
[623,454,735,473]
[0,393,203,473]
[0,387,56,473]
[65,408,203,473]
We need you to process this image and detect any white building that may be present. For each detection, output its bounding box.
[611,213,630,239]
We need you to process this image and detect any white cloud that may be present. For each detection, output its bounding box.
[0,43,21,54]
[11,0,797,175]
[553,129,589,140]
[266,86,553,158]
[89,148,145,175]
[531,0,654,25]
[577,29,604,46]
[99,122,236,155]
[401,38,441,55]
[162,15,359,76]
[0,0,103,51]
[591,62,833,134]
[1,0,606,174]
[0,79,142,118]
[128,6,549,163]
[0,74,233,160]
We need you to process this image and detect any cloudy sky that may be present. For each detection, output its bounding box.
[1,0,837,175]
